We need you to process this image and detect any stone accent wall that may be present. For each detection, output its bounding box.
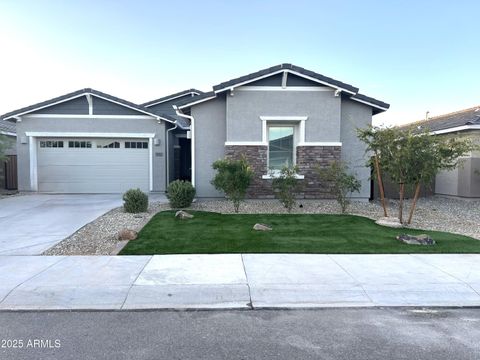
[296,146,341,199]
[224,145,273,198]
[224,145,341,199]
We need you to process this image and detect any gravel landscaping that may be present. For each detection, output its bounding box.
[42,196,480,255]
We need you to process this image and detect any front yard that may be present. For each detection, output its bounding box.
[119,211,480,255]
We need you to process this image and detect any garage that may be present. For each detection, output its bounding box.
[37,138,150,193]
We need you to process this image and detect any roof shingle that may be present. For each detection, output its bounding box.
[400,106,480,132]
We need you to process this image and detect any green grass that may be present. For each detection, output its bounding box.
[119,211,480,255]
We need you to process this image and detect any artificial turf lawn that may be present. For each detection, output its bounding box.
[119,211,480,255]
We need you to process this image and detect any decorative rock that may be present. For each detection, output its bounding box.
[175,210,194,219]
[117,229,138,241]
[397,234,435,246]
[375,217,403,228]
[253,223,272,231]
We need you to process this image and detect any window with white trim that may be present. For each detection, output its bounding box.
[68,141,92,148]
[125,141,148,149]
[40,140,64,148]
[268,126,295,170]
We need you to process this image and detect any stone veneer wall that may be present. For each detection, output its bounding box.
[224,145,341,199]
[296,146,341,199]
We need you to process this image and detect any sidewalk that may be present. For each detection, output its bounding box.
[0,254,479,310]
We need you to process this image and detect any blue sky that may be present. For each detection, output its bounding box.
[0,0,478,125]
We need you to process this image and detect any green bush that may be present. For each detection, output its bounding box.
[317,161,361,213]
[271,166,303,212]
[167,180,196,208]
[211,156,253,213]
[123,188,149,213]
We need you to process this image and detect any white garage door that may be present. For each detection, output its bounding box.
[37,138,150,193]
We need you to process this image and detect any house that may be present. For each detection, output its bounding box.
[0,121,17,190]
[0,89,185,193]
[402,106,480,198]
[174,64,389,200]
[0,64,389,199]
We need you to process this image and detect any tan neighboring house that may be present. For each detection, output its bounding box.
[403,106,480,198]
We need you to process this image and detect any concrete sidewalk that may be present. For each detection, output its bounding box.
[0,254,479,310]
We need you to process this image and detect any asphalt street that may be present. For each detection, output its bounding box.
[1,308,479,359]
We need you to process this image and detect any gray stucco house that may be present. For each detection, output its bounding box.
[0,64,389,199]
[401,106,480,198]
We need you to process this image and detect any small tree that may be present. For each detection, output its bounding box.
[318,161,361,213]
[359,126,476,224]
[211,156,253,213]
[271,166,302,212]
[357,126,397,217]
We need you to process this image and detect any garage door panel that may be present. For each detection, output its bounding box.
[37,138,150,193]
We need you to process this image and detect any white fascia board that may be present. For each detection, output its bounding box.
[25,132,155,138]
[297,142,342,146]
[0,131,16,137]
[144,91,202,107]
[23,114,156,119]
[225,141,267,146]
[350,97,389,111]
[3,93,87,120]
[214,69,357,95]
[236,86,334,91]
[4,91,174,124]
[177,95,217,110]
[260,116,308,121]
[431,125,480,135]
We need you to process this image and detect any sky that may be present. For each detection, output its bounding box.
[0,0,479,126]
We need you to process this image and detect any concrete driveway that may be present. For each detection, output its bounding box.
[0,194,123,255]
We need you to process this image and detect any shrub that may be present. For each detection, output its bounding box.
[211,156,253,213]
[167,180,196,208]
[271,166,303,212]
[123,188,149,213]
[317,161,361,213]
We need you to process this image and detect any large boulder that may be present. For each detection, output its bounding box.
[253,223,272,231]
[117,229,138,241]
[376,217,403,228]
[397,234,435,246]
[175,210,194,219]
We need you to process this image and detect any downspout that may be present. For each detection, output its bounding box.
[174,106,195,186]
[166,121,178,186]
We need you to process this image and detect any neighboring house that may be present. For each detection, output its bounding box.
[401,106,480,198]
[0,64,389,199]
[0,121,17,190]
[175,64,389,200]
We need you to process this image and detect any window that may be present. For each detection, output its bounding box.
[96,140,120,148]
[268,126,294,170]
[40,140,64,148]
[125,141,148,149]
[68,141,92,148]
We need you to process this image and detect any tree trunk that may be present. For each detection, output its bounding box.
[374,155,388,217]
[398,182,405,224]
[407,182,421,225]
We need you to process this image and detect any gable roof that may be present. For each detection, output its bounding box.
[142,89,206,130]
[399,106,480,134]
[212,63,359,94]
[0,120,16,136]
[0,88,177,124]
[177,63,389,114]
[141,89,203,107]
